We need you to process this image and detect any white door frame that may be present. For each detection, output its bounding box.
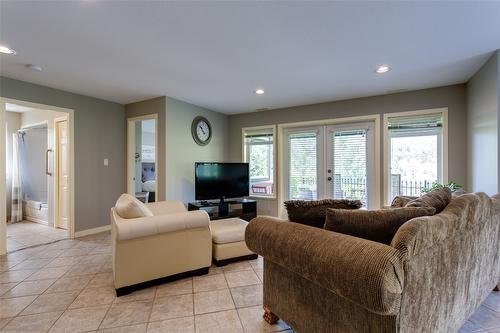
[127,114,158,200]
[0,97,75,255]
[278,114,380,218]
[54,116,69,230]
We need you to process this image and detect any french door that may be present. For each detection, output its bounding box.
[284,121,376,208]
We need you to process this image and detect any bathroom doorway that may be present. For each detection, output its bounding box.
[0,98,74,254]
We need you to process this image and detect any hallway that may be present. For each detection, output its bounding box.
[6,222,67,252]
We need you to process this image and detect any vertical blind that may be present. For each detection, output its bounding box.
[289,132,317,200]
[331,129,367,205]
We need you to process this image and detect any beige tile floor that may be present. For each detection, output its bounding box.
[6,221,68,252]
[0,231,498,333]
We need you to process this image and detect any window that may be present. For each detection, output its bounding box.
[386,111,445,203]
[243,126,275,197]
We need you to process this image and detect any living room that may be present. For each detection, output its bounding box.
[0,1,499,332]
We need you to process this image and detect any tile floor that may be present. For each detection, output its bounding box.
[0,231,498,333]
[6,221,68,252]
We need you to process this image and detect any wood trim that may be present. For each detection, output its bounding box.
[74,225,111,238]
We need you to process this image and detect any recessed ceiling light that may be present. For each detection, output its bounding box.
[26,64,42,72]
[0,45,16,55]
[255,89,265,95]
[375,65,391,74]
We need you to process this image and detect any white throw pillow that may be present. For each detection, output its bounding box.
[115,193,154,219]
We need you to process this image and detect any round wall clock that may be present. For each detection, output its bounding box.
[191,116,212,146]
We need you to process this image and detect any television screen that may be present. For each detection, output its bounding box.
[195,162,249,200]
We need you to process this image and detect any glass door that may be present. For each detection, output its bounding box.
[284,127,323,201]
[325,122,374,207]
[284,122,376,208]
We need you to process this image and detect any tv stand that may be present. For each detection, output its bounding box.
[188,198,257,221]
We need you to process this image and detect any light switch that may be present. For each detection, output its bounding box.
[104,158,109,166]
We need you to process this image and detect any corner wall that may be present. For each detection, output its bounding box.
[466,51,499,195]
[1,76,125,232]
[165,97,229,203]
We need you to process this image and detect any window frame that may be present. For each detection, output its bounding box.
[383,108,448,206]
[242,125,277,199]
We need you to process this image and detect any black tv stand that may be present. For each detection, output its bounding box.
[188,198,257,221]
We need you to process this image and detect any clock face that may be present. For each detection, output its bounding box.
[196,120,210,142]
[192,116,212,145]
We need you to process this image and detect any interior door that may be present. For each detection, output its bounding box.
[325,122,374,207]
[56,120,69,229]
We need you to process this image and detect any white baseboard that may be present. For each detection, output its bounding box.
[25,216,49,225]
[74,225,111,238]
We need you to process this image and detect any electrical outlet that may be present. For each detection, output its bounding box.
[104,158,109,166]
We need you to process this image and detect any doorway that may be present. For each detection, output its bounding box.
[127,115,158,203]
[0,98,74,255]
[283,121,377,208]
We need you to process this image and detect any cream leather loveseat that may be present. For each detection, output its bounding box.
[111,194,212,296]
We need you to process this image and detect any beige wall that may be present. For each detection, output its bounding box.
[228,84,467,216]
[125,97,166,201]
[5,111,21,221]
[466,51,499,195]
[165,97,229,204]
[1,76,125,232]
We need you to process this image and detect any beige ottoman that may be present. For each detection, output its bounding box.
[209,218,257,266]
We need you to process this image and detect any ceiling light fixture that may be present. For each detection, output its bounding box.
[375,65,391,74]
[0,45,16,55]
[255,89,265,95]
[26,64,42,72]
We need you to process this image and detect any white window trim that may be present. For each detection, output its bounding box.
[382,108,448,206]
[242,125,277,199]
[277,114,381,218]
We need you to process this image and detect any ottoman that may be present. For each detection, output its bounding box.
[209,218,258,266]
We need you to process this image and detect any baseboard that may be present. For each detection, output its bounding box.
[74,225,111,238]
[25,216,49,225]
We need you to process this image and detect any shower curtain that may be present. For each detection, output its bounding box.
[11,132,23,223]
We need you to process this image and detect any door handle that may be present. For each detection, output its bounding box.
[46,149,53,176]
[327,177,332,181]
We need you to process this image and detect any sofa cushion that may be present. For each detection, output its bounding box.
[210,218,249,244]
[390,195,417,208]
[115,193,154,219]
[285,199,362,229]
[324,206,436,244]
[405,188,452,213]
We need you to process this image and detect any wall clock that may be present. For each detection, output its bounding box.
[191,116,212,146]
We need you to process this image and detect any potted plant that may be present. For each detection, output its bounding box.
[421,181,464,195]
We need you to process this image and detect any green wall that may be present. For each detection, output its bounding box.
[165,97,228,203]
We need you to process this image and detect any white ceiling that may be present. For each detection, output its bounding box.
[1,1,499,114]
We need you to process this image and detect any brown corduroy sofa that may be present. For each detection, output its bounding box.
[245,192,500,333]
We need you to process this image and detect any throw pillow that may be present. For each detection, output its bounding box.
[115,193,154,219]
[324,206,436,244]
[405,187,452,213]
[284,199,362,229]
[390,195,417,208]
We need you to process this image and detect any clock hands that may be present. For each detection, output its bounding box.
[198,125,206,135]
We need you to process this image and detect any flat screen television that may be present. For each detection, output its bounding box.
[195,162,249,201]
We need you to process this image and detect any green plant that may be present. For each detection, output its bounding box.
[421,181,463,193]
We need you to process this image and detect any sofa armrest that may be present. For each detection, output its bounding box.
[145,200,187,215]
[115,210,209,241]
[245,216,404,315]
